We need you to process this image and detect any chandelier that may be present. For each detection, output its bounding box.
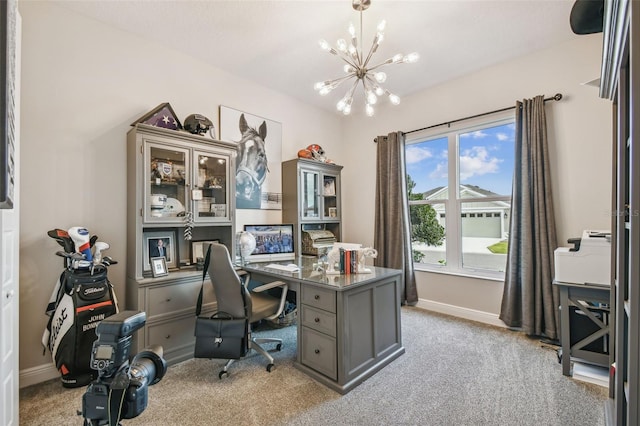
[314,0,419,116]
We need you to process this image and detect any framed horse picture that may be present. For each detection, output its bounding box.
[219,106,282,210]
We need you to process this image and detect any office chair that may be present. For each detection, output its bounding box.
[207,242,289,378]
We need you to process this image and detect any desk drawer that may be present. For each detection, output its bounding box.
[301,327,337,380]
[147,280,215,319]
[301,305,336,337]
[146,315,196,353]
[301,286,336,313]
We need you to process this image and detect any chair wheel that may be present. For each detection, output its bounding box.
[276,343,282,351]
[266,363,274,372]
[219,370,228,379]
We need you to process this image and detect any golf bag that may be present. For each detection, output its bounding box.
[42,266,119,388]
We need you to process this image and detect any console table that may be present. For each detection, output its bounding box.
[554,280,611,376]
[242,257,405,394]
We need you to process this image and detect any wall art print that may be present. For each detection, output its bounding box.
[219,106,282,210]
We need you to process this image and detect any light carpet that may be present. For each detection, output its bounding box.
[19,306,607,425]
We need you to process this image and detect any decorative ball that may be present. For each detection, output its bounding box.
[239,231,256,261]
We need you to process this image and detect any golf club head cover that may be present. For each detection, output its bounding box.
[93,241,109,264]
[47,229,74,253]
[67,227,93,262]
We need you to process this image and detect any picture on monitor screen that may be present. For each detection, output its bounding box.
[243,224,295,258]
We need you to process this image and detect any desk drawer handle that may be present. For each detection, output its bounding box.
[314,317,320,323]
[165,334,171,339]
[314,295,320,300]
[314,349,320,354]
[165,298,172,302]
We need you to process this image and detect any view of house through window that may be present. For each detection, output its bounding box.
[406,117,515,276]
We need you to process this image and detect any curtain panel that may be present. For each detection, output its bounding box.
[500,95,559,339]
[374,131,418,305]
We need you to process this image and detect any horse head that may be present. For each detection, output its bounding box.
[236,114,269,208]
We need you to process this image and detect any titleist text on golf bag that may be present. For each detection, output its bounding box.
[43,268,118,388]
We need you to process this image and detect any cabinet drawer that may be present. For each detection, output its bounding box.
[147,279,215,319]
[146,315,197,353]
[301,305,336,337]
[301,285,336,313]
[301,327,337,380]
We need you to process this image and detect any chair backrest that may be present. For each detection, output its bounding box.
[207,243,251,319]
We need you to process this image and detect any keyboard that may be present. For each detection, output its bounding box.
[265,263,300,272]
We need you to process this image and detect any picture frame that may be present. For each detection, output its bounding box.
[328,207,338,218]
[323,178,336,196]
[150,257,169,277]
[191,240,219,264]
[143,230,177,272]
[219,105,282,210]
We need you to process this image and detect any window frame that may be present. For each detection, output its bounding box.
[406,112,514,279]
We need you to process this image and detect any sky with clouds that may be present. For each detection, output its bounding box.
[406,122,515,196]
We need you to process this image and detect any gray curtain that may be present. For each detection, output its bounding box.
[374,131,418,305]
[499,95,559,339]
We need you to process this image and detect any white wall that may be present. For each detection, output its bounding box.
[17,2,342,381]
[340,34,612,323]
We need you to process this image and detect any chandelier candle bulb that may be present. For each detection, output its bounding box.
[316,0,418,116]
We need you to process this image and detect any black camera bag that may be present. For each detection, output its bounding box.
[193,245,248,360]
[42,267,118,388]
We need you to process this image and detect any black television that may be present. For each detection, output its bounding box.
[243,224,295,263]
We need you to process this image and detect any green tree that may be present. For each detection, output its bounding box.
[407,175,445,247]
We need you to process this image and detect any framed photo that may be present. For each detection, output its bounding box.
[150,257,168,277]
[143,230,177,272]
[191,240,219,264]
[323,178,336,196]
[328,207,338,218]
[219,105,282,210]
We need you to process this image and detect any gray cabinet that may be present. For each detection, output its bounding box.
[126,124,236,364]
[600,1,640,424]
[282,158,343,255]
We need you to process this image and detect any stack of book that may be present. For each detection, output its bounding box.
[339,248,359,274]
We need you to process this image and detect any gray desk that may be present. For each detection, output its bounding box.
[554,280,611,376]
[242,257,405,394]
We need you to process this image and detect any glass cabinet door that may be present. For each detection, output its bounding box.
[322,174,339,219]
[301,169,320,220]
[145,143,189,223]
[192,150,230,222]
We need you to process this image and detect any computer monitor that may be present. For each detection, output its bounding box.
[242,224,295,263]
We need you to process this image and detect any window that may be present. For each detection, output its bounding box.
[406,116,514,277]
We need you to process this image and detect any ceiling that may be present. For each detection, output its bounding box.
[57,0,579,115]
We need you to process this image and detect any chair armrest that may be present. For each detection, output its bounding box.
[252,280,287,292]
[253,281,289,320]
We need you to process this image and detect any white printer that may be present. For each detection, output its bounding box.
[554,230,611,286]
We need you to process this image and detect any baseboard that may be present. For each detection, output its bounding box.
[19,363,59,389]
[415,299,507,329]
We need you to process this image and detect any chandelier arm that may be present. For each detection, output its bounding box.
[336,52,360,70]
[364,74,382,90]
[362,35,381,68]
[346,78,359,99]
[324,74,356,88]
[367,59,395,72]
